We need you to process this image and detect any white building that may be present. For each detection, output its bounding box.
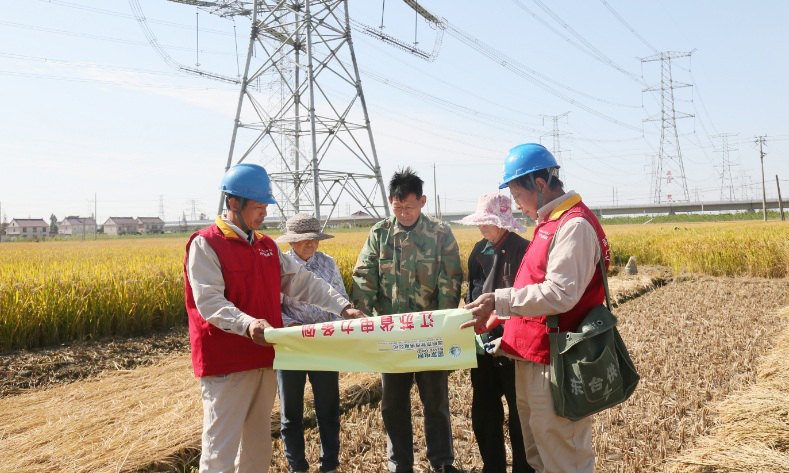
[6,219,49,240]
[103,217,138,235]
[136,217,165,234]
[58,216,97,236]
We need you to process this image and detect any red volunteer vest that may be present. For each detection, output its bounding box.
[184,218,283,377]
[500,195,610,365]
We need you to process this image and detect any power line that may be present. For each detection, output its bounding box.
[0,20,236,57]
[445,25,650,133]
[0,70,235,90]
[597,0,658,53]
[515,0,645,85]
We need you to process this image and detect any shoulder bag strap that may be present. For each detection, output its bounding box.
[545,213,611,331]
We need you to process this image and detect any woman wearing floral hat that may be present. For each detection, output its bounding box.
[455,194,534,473]
[275,213,348,473]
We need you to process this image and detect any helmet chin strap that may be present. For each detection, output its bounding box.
[529,169,555,217]
[226,196,252,235]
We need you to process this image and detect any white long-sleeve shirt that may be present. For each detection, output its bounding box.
[186,216,350,337]
[494,191,601,319]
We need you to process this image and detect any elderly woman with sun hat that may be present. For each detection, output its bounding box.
[455,193,534,473]
[275,213,348,473]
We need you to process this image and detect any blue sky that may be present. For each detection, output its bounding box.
[1,0,787,223]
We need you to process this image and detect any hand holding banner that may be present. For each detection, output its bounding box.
[268,309,477,373]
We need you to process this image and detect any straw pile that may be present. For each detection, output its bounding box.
[667,306,789,473]
[0,354,381,473]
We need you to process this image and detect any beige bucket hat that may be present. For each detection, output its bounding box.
[275,213,335,243]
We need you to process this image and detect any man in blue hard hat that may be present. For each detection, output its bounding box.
[462,144,610,473]
[184,163,365,473]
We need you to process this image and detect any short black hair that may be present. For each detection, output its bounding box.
[514,169,563,192]
[388,167,423,200]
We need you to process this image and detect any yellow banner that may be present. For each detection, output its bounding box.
[268,309,477,373]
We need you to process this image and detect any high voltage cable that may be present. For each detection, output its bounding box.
[354,33,541,119]
[597,0,658,53]
[357,66,545,134]
[510,0,645,86]
[37,0,238,37]
[0,70,235,90]
[531,0,645,84]
[446,25,641,109]
[128,0,239,84]
[0,20,236,56]
[689,69,720,137]
[28,2,646,135]
[446,25,650,134]
[0,52,187,77]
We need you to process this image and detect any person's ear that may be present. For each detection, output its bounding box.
[535,178,547,194]
[419,195,426,208]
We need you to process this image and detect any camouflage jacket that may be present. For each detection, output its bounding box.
[352,214,462,316]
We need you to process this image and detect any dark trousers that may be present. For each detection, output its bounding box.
[381,370,454,472]
[277,369,341,472]
[470,354,534,473]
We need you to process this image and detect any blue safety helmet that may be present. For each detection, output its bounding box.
[219,163,277,205]
[499,143,560,189]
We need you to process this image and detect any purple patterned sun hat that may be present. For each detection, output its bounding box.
[453,193,525,232]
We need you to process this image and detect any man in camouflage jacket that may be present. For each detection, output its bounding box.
[352,168,463,473]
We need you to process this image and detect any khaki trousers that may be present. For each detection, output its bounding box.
[514,360,594,473]
[199,368,278,473]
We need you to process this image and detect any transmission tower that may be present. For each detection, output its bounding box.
[540,112,570,179]
[173,0,390,224]
[714,133,738,201]
[641,51,694,203]
[159,195,166,221]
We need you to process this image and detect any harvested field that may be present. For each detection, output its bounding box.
[667,306,789,473]
[3,276,788,472]
[0,326,189,397]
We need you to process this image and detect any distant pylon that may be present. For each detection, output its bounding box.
[541,112,570,179]
[714,133,738,201]
[158,195,165,221]
[196,0,389,225]
[641,51,694,203]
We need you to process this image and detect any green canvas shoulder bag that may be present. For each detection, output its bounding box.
[546,219,640,421]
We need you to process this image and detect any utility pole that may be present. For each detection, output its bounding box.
[641,51,694,203]
[433,163,439,218]
[777,175,784,221]
[756,136,767,221]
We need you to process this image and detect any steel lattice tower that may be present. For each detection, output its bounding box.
[177,0,390,223]
[540,112,570,179]
[714,132,738,201]
[641,51,694,203]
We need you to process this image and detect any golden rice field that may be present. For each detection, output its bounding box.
[0,221,786,352]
